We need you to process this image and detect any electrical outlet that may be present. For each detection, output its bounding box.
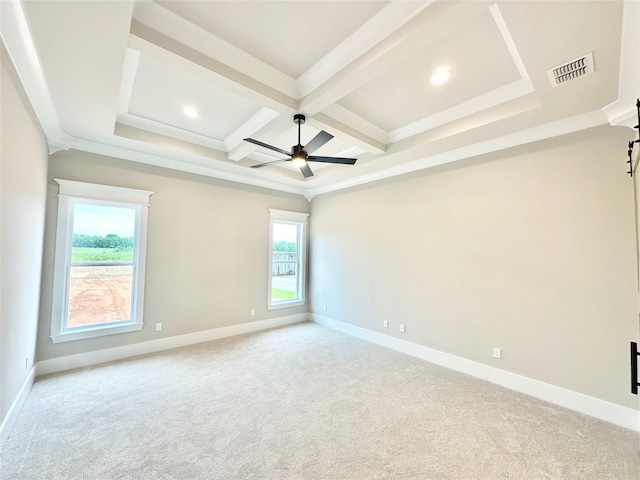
[25,357,28,370]
[383,320,389,328]
[250,309,255,316]
[155,323,162,332]
[400,324,406,333]
[323,305,327,312]
[493,347,501,359]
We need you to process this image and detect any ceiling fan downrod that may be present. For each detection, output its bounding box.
[293,113,305,147]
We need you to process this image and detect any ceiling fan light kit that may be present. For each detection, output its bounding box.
[245,114,357,179]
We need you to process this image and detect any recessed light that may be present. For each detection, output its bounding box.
[430,69,452,86]
[182,106,199,119]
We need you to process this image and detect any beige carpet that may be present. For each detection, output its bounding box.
[1,322,638,479]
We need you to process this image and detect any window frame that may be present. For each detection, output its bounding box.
[50,179,152,343]
[267,209,309,310]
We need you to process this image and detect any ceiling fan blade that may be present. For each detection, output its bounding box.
[243,138,291,157]
[299,162,314,178]
[307,156,357,165]
[250,159,289,169]
[303,131,333,154]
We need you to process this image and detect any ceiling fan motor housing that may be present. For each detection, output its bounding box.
[291,144,306,157]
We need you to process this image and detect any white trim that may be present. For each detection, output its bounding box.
[268,209,309,222]
[489,4,530,83]
[116,113,227,152]
[116,48,140,118]
[50,180,153,343]
[37,314,307,377]
[310,314,640,432]
[0,366,36,450]
[387,79,535,143]
[54,178,153,205]
[602,0,640,130]
[0,0,73,150]
[50,322,143,344]
[224,107,280,155]
[306,109,608,199]
[268,299,306,311]
[267,210,309,310]
[66,136,309,198]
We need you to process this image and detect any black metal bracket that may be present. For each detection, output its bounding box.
[626,99,640,177]
[632,342,639,395]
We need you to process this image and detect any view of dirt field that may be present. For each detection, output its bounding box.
[67,266,132,327]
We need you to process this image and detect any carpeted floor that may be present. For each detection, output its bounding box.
[1,321,638,479]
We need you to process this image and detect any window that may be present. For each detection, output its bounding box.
[50,179,152,343]
[268,209,309,310]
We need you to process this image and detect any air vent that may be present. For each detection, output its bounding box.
[547,52,594,87]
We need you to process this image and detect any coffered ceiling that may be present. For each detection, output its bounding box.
[2,1,638,199]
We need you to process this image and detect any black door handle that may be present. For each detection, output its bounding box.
[632,342,639,395]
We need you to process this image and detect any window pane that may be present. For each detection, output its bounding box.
[66,204,136,329]
[66,265,133,327]
[272,223,298,302]
[71,204,135,264]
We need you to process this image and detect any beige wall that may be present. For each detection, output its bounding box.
[37,150,310,361]
[1,45,49,422]
[4,33,637,418]
[309,126,639,409]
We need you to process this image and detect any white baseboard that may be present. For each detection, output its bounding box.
[0,366,36,449]
[36,314,307,377]
[311,314,640,433]
[25,313,640,434]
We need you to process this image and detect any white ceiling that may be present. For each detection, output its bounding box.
[2,0,638,199]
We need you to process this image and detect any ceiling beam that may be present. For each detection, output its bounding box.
[226,115,294,162]
[133,1,297,98]
[296,1,433,98]
[298,1,492,115]
[129,22,297,114]
[224,107,281,156]
[307,113,386,155]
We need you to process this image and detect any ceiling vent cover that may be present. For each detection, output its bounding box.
[547,52,594,87]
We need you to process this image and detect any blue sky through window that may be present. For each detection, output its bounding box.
[73,204,135,237]
[273,223,297,243]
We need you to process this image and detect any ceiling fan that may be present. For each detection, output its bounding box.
[244,114,357,178]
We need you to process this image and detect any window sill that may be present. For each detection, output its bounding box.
[50,322,143,343]
[268,300,305,311]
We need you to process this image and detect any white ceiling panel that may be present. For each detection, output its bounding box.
[338,8,522,132]
[156,1,389,79]
[20,0,134,138]
[126,54,262,141]
[3,0,636,197]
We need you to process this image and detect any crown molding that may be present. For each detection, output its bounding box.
[66,136,309,198]
[0,0,69,146]
[306,110,609,198]
[602,0,640,130]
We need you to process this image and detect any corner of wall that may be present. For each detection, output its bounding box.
[0,367,36,450]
